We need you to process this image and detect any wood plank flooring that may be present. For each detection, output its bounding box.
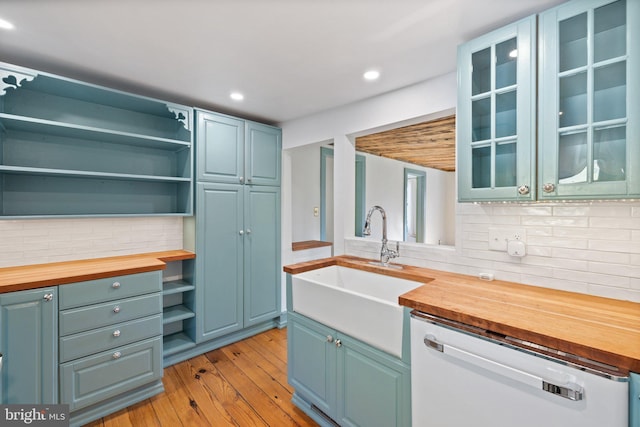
[84,328,318,427]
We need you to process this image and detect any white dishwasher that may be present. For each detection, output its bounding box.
[410,312,629,427]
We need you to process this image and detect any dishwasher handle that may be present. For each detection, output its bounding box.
[424,335,584,401]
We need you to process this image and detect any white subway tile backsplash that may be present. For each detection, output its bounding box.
[588,239,640,254]
[346,201,640,302]
[589,217,640,229]
[552,205,591,216]
[588,261,640,278]
[554,227,631,240]
[522,216,589,227]
[0,217,184,268]
[588,205,632,217]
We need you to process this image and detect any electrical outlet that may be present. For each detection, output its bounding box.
[488,228,525,251]
[313,206,319,217]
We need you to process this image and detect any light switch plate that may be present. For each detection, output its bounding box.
[488,228,525,251]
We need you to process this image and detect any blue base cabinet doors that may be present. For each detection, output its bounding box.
[288,312,411,427]
[0,288,57,404]
[632,372,639,427]
[538,0,639,199]
[457,15,537,202]
[195,182,281,342]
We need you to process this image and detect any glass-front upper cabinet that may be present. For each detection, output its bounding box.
[539,0,639,199]
[457,16,537,202]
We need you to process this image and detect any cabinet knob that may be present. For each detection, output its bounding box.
[517,185,530,195]
[113,306,121,313]
[113,329,121,337]
[112,351,121,359]
[239,230,244,235]
[239,176,244,184]
[112,281,121,289]
[335,339,342,348]
[246,229,252,235]
[326,335,334,343]
[43,293,53,302]
[543,183,556,193]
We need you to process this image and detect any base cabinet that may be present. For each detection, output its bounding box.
[0,288,57,404]
[632,372,639,427]
[58,271,164,426]
[288,313,410,427]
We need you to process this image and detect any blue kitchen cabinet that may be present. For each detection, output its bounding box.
[538,0,639,199]
[196,110,281,186]
[58,271,164,426]
[0,61,194,217]
[288,312,410,427]
[632,372,639,427]
[194,182,281,342]
[0,287,57,404]
[457,15,537,202]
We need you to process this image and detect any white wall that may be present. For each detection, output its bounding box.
[281,70,640,303]
[290,143,322,242]
[360,152,455,245]
[0,217,183,267]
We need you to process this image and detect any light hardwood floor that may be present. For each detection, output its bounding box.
[85,328,318,426]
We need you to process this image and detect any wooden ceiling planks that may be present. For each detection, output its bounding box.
[355,115,456,172]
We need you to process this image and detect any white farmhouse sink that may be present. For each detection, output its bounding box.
[291,265,423,358]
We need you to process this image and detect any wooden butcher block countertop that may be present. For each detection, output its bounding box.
[284,255,640,374]
[0,250,195,293]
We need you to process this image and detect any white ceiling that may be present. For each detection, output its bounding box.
[0,0,566,124]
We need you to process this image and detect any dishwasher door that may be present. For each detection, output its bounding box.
[410,315,629,427]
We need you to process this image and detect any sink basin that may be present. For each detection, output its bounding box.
[291,265,422,358]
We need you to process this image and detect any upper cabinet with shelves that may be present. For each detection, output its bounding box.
[538,0,639,199]
[0,62,194,217]
[458,0,639,202]
[457,16,537,202]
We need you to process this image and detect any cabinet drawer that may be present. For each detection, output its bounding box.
[60,337,162,412]
[59,271,161,309]
[59,293,162,336]
[59,314,162,363]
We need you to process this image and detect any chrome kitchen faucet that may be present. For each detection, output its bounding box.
[363,205,399,266]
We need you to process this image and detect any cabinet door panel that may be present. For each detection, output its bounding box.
[196,183,244,342]
[338,337,410,427]
[457,15,537,201]
[244,186,280,326]
[0,288,57,404]
[631,372,639,427]
[245,121,281,186]
[196,111,244,184]
[287,314,336,417]
[538,0,639,199]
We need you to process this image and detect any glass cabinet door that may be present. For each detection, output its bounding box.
[539,0,639,199]
[457,15,537,202]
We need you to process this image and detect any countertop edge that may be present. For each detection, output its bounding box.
[0,249,196,292]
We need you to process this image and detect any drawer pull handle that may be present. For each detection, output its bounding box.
[113,330,121,337]
[112,351,121,359]
[43,293,54,302]
[113,306,121,313]
[112,282,121,289]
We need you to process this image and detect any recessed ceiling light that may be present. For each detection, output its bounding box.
[230,92,244,101]
[363,70,380,81]
[0,17,15,30]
